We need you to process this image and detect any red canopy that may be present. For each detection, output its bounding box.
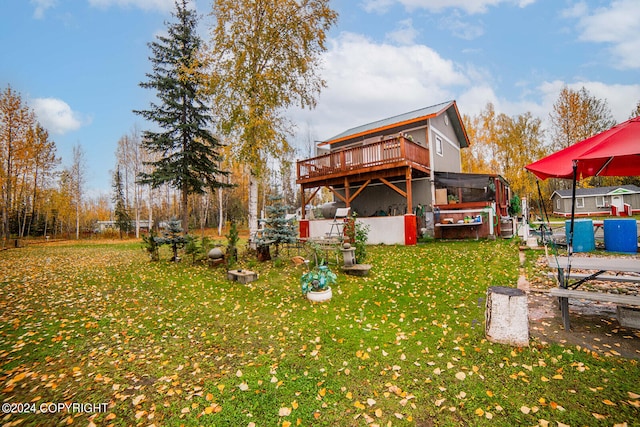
[525,116,640,180]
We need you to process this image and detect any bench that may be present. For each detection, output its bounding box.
[546,272,640,284]
[548,288,640,330]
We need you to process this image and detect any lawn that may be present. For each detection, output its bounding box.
[1,239,639,426]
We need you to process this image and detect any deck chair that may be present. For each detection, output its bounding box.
[327,207,350,239]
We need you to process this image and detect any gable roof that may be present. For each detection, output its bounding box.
[551,185,640,199]
[321,100,469,148]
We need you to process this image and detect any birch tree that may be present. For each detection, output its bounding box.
[549,86,616,150]
[207,0,337,242]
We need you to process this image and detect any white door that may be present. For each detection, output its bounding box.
[611,195,624,210]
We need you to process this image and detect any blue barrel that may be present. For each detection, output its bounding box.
[566,219,595,252]
[604,219,638,253]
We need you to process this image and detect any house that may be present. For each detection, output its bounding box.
[551,185,640,217]
[296,101,512,243]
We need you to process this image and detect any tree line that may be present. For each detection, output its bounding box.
[461,87,640,216]
[4,0,639,244]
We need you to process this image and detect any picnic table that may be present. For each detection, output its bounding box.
[547,256,640,330]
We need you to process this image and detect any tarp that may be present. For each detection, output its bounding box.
[525,117,640,180]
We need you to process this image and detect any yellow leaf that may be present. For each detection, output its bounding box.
[181,407,190,414]
[132,394,145,406]
[105,413,116,421]
[319,388,326,397]
[592,413,607,420]
[282,421,292,427]
[486,390,494,397]
[552,374,563,380]
[354,401,365,410]
[540,376,549,382]
[292,400,298,409]
[204,406,213,415]
[474,408,485,417]
[455,372,466,381]
[374,408,383,417]
[217,384,225,393]
[345,391,353,400]
[603,399,616,406]
[628,392,640,399]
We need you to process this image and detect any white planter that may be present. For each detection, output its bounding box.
[306,287,332,302]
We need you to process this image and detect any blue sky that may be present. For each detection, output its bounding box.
[2,0,639,196]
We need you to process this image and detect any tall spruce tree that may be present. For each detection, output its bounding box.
[135,0,228,233]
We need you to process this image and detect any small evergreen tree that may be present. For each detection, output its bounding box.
[112,167,131,238]
[157,219,189,262]
[261,193,297,258]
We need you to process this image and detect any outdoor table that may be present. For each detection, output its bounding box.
[547,256,640,330]
[435,221,482,240]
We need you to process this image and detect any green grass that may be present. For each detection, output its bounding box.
[1,239,639,426]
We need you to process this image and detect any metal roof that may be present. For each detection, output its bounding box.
[322,100,468,147]
[552,185,640,198]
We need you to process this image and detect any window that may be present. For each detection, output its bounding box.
[576,197,585,208]
[595,196,605,208]
[444,114,449,126]
[435,136,443,156]
[556,198,561,210]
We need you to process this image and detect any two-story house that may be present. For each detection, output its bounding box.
[296,100,510,244]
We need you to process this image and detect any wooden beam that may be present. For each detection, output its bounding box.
[348,179,371,203]
[380,177,407,198]
[406,167,413,214]
[301,187,321,219]
[344,177,351,208]
[328,186,347,203]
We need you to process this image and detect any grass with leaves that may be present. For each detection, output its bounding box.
[1,239,639,426]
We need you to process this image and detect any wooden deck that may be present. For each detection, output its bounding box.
[296,136,429,185]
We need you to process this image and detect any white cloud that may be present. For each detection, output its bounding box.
[567,0,640,69]
[439,13,484,40]
[538,80,640,123]
[30,0,57,19]
[290,32,471,142]
[88,0,176,12]
[32,98,85,135]
[362,0,536,14]
[385,19,419,45]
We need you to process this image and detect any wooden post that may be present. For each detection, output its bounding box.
[406,167,413,214]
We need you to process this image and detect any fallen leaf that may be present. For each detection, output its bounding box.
[279,407,291,416]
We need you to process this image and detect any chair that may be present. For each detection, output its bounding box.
[327,207,350,239]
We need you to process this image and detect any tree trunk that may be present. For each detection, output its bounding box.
[217,187,224,237]
[181,187,189,234]
[248,172,259,245]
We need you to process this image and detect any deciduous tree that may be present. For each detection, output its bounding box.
[549,86,616,150]
[207,0,337,242]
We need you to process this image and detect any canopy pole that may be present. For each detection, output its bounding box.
[565,161,578,289]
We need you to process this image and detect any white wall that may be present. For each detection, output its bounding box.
[306,216,406,245]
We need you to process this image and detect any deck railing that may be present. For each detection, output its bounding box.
[297,137,429,181]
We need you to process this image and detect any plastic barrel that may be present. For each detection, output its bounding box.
[604,219,638,253]
[566,219,595,252]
